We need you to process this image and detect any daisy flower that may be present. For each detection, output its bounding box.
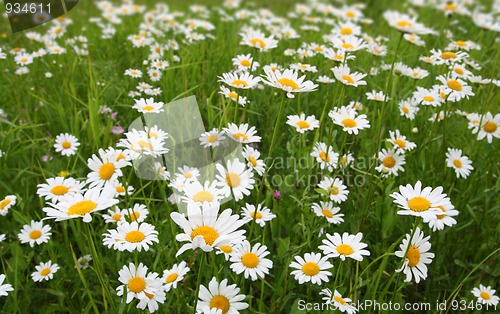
[430,49,469,65]
[473,112,500,143]
[196,277,249,313]
[54,133,80,156]
[446,148,473,179]
[329,106,370,135]
[289,252,333,285]
[413,87,444,107]
[322,48,356,63]
[216,159,255,201]
[0,274,14,297]
[170,202,246,256]
[103,221,159,252]
[318,177,349,204]
[319,232,370,261]
[376,148,406,177]
[260,67,318,99]
[218,72,260,89]
[76,254,92,270]
[136,284,165,313]
[87,148,129,189]
[404,33,425,46]
[240,203,276,227]
[387,129,417,152]
[242,146,265,176]
[232,53,259,72]
[113,182,134,197]
[230,240,273,281]
[329,35,367,52]
[390,181,453,221]
[117,127,169,159]
[436,74,474,102]
[116,263,160,304]
[175,166,200,183]
[124,68,143,78]
[43,185,119,223]
[310,142,338,172]
[0,195,16,216]
[103,207,125,224]
[316,75,336,84]
[181,180,224,209]
[472,284,499,307]
[311,201,344,225]
[36,176,85,203]
[200,128,226,148]
[366,90,389,102]
[123,203,150,223]
[338,152,355,169]
[398,100,419,120]
[17,220,52,247]
[320,289,358,314]
[219,86,248,107]
[31,261,60,282]
[147,68,162,82]
[331,65,367,87]
[286,114,319,133]
[132,98,164,113]
[423,203,459,231]
[240,28,278,51]
[395,227,434,283]
[162,261,190,292]
[223,123,261,144]
[383,10,434,34]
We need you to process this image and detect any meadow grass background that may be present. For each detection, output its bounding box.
[0,0,499,313]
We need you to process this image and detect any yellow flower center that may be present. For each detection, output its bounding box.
[116,153,125,161]
[129,211,140,222]
[334,54,344,60]
[142,105,155,111]
[207,135,219,143]
[423,96,435,102]
[342,43,354,50]
[226,172,241,188]
[250,211,263,219]
[144,291,154,299]
[336,244,354,255]
[240,59,251,67]
[277,78,299,90]
[233,133,248,141]
[40,268,51,276]
[334,295,347,305]
[248,156,257,167]
[165,273,178,284]
[406,245,421,267]
[483,121,497,133]
[231,79,248,87]
[455,40,467,47]
[99,163,116,180]
[319,151,330,162]
[250,38,266,48]
[480,292,491,300]
[125,230,145,243]
[402,106,410,114]
[296,121,310,129]
[228,91,238,99]
[453,159,462,168]
[210,295,230,314]
[51,185,69,195]
[183,172,193,179]
[241,252,259,268]
[407,197,431,212]
[436,206,446,219]
[220,245,233,253]
[447,80,463,91]
[191,226,219,246]
[116,186,125,193]
[314,46,323,52]
[328,186,339,195]
[445,3,458,11]
[396,20,413,28]
[340,27,352,35]
[67,200,97,216]
[345,10,355,18]
[441,52,457,60]
[62,141,71,149]
[454,67,464,75]
[302,262,320,276]
[29,230,42,240]
[342,75,354,84]
[383,156,396,168]
[322,209,333,218]
[128,276,146,293]
[341,118,357,128]
[394,139,406,148]
[112,213,122,221]
[193,191,214,203]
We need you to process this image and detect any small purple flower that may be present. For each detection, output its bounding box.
[111,112,118,120]
[273,190,281,200]
[111,126,124,134]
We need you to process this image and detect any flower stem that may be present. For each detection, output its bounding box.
[192,253,206,314]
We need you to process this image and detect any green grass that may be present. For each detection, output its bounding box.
[0,0,499,313]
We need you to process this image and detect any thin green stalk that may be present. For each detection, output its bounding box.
[192,253,206,314]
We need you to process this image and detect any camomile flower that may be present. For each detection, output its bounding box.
[76,254,92,270]
[176,166,200,183]
[286,114,319,133]
[376,148,406,177]
[0,274,14,297]
[117,127,169,159]
[18,220,52,247]
[408,67,429,80]
[338,152,355,169]
[132,98,164,113]
[123,203,149,223]
[311,201,344,225]
[223,123,261,144]
[322,48,356,63]
[103,207,125,224]
[446,39,479,51]
[136,283,166,313]
[196,277,249,314]
[43,186,119,223]
[436,74,474,102]
[390,181,451,221]
[319,232,370,261]
[170,202,246,256]
[366,90,389,102]
[103,221,159,252]
[399,100,419,120]
[330,21,362,37]
[162,261,190,292]
[446,148,473,179]
[242,146,265,176]
[450,64,472,78]
[413,86,444,107]
[116,263,160,304]
[240,203,276,227]
[260,67,318,99]
[0,234,5,242]
[14,53,34,66]
[240,28,278,51]
[318,177,349,204]
[219,86,248,107]
[329,35,367,52]
[113,182,134,198]
[387,129,417,152]
[383,10,434,34]
[31,261,59,282]
[54,133,80,156]
[230,240,273,281]
[36,176,85,203]
[218,72,260,89]
[200,128,226,148]
[232,54,259,72]
[0,195,17,216]
[320,289,358,314]
[216,159,255,201]
[316,75,336,84]
[472,284,499,307]
[87,148,129,189]
[329,106,370,135]
[289,252,333,285]
[423,203,458,232]
[124,68,143,78]
[181,180,224,209]
[404,33,425,46]
[472,112,500,143]
[331,65,367,87]
[395,227,434,283]
[290,63,317,73]
[310,142,338,172]
[147,68,162,82]
[430,49,469,65]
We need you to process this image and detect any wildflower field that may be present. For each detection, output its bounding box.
[0,0,499,313]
